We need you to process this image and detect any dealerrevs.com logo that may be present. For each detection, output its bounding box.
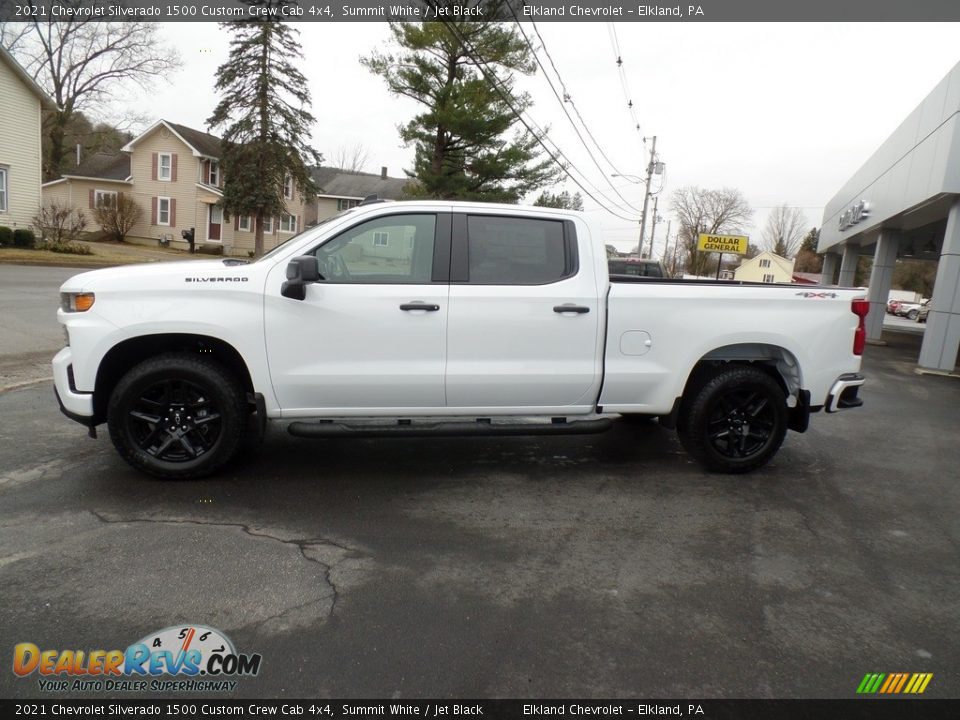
[13,625,261,693]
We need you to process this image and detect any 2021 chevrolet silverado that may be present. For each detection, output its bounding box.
[53,201,867,479]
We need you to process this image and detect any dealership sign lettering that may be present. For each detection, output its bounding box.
[839,200,870,231]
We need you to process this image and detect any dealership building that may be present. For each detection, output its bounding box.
[819,60,960,374]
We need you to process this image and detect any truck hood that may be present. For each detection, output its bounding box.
[59,260,252,292]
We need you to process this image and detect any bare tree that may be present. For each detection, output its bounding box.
[32,202,87,245]
[2,19,180,179]
[670,186,753,276]
[92,194,143,243]
[329,143,371,172]
[762,204,807,258]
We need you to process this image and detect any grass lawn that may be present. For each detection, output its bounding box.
[0,240,211,268]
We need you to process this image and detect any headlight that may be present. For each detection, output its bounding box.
[60,292,95,312]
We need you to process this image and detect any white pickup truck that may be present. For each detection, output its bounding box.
[53,200,867,479]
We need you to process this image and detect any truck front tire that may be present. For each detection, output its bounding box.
[106,353,247,479]
[678,365,788,473]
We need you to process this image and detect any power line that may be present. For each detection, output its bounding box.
[506,3,644,214]
[436,18,641,222]
[607,23,646,148]
[525,12,639,182]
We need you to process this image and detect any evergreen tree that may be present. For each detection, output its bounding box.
[362,12,560,202]
[794,227,823,273]
[208,9,322,257]
[533,190,584,210]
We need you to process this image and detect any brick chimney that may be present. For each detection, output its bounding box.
[381,166,387,180]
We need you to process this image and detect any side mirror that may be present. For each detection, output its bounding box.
[281,255,322,300]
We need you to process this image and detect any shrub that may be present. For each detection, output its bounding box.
[36,240,94,255]
[92,194,143,243]
[32,202,87,246]
[197,244,224,256]
[13,228,36,248]
[0,226,12,246]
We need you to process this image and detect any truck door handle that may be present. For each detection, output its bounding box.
[400,302,440,312]
[553,304,590,314]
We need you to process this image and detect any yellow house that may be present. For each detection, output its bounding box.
[43,119,308,256]
[0,46,56,232]
[734,250,795,284]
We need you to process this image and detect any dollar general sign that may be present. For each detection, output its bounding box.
[697,233,749,255]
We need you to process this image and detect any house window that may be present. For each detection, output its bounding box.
[759,259,771,268]
[158,153,172,181]
[263,216,273,233]
[279,213,298,233]
[95,190,117,208]
[337,198,360,211]
[0,167,7,212]
[283,174,293,200]
[763,273,775,283]
[373,231,389,247]
[208,162,219,186]
[238,215,251,232]
[158,197,171,226]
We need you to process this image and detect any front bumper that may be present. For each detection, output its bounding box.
[825,373,865,413]
[52,347,95,426]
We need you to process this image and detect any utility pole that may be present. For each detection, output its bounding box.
[638,135,657,259]
[649,196,660,260]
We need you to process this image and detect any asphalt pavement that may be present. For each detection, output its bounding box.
[1,267,958,700]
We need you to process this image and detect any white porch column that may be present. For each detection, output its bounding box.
[837,244,860,287]
[918,199,960,373]
[820,252,840,285]
[865,232,900,342]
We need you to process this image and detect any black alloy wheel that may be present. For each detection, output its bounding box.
[678,365,788,473]
[107,353,246,479]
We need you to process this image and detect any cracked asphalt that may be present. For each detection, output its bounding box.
[1,272,958,698]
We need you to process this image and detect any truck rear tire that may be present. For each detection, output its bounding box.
[107,353,247,479]
[678,365,788,473]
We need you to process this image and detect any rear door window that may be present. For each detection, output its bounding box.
[462,216,574,285]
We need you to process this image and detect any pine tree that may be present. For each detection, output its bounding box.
[362,13,560,202]
[533,190,584,210]
[207,11,322,257]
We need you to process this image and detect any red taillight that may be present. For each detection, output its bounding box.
[851,299,869,355]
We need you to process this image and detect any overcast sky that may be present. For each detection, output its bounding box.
[130,21,960,255]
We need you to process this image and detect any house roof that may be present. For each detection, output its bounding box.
[311,166,409,200]
[122,119,222,158]
[165,121,222,158]
[60,153,131,182]
[792,272,823,284]
[0,46,57,111]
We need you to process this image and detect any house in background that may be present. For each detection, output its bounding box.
[306,166,409,226]
[42,119,308,255]
[42,153,132,230]
[735,250,795,284]
[0,46,56,232]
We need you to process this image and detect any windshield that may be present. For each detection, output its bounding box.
[255,210,354,263]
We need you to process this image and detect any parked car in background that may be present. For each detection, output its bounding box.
[897,298,930,320]
[886,299,904,314]
[898,299,929,320]
[608,257,665,278]
[916,300,931,323]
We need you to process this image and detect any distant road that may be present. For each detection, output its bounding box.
[0,265,78,390]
